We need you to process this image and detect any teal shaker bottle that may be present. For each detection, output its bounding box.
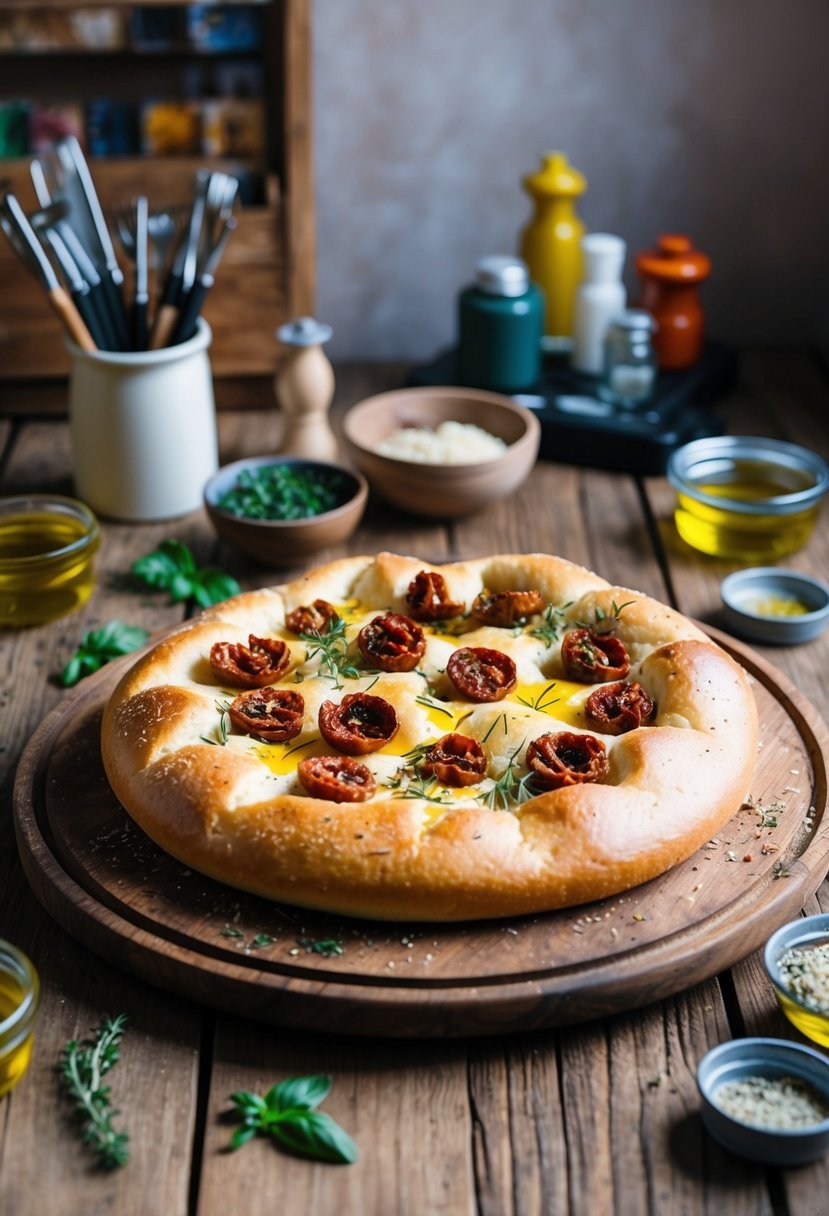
[458,256,544,393]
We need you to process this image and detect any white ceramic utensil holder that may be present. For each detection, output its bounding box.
[67,319,218,521]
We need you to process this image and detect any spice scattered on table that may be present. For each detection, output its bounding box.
[777,942,829,1013]
[713,1074,829,1130]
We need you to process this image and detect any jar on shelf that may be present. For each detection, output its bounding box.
[598,310,658,409]
[458,255,544,393]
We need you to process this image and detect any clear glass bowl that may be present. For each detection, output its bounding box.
[764,915,829,1048]
[0,939,40,1098]
[0,494,100,626]
[667,436,829,562]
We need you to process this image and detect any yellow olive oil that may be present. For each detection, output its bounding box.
[674,459,819,561]
[776,989,829,1049]
[0,969,36,1097]
[0,508,99,625]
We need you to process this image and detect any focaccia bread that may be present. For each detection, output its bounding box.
[101,551,759,921]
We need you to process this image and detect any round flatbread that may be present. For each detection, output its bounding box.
[101,551,759,921]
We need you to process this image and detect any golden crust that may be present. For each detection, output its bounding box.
[101,551,758,920]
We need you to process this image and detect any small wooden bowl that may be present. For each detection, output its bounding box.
[203,456,367,566]
[342,386,541,517]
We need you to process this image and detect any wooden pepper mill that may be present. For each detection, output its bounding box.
[274,317,338,460]
[635,234,711,371]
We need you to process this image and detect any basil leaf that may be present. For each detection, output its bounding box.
[271,1074,331,1113]
[229,1125,257,1151]
[270,1110,358,1164]
[168,572,196,603]
[193,569,242,608]
[132,540,239,607]
[60,622,149,687]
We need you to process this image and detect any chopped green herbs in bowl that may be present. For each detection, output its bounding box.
[217,463,346,522]
[204,456,367,566]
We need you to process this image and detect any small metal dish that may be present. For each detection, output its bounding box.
[697,1038,829,1165]
[764,915,829,1048]
[720,568,829,645]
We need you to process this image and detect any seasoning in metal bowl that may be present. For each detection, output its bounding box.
[714,1075,829,1130]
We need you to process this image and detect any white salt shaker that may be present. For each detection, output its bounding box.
[571,234,627,375]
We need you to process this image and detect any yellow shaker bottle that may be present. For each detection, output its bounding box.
[519,151,587,352]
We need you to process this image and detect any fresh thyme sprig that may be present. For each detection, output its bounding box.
[580,600,636,634]
[59,1015,130,1169]
[201,698,232,746]
[299,617,360,689]
[530,601,573,647]
[516,681,560,713]
[228,1075,358,1163]
[478,740,538,812]
[415,694,455,721]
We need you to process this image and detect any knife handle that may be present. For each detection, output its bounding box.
[50,285,96,351]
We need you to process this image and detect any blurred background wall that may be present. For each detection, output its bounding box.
[313,0,829,361]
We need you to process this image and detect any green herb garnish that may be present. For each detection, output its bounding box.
[132,539,240,608]
[516,681,560,713]
[59,1015,130,1169]
[530,602,572,647]
[201,698,232,746]
[478,740,538,812]
[297,937,344,957]
[299,616,360,689]
[228,1076,358,1163]
[585,600,635,633]
[218,465,344,521]
[61,621,149,687]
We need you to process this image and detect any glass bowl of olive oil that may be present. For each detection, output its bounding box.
[667,436,829,562]
[0,939,40,1098]
[764,915,829,1049]
[0,495,100,626]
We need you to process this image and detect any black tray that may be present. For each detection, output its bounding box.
[406,342,737,475]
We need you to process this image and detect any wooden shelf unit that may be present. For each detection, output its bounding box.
[0,0,314,406]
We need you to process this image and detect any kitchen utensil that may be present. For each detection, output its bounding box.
[169,213,236,346]
[0,191,96,351]
[30,162,119,351]
[149,169,211,349]
[29,203,108,349]
[147,204,184,273]
[274,317,338,460]
[30,143,128,352]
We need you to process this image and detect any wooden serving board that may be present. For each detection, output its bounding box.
[13,630,829,1038]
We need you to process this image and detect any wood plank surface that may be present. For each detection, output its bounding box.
[2,355,829,1215]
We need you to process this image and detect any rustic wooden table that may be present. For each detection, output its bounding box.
[1,355,828,1216]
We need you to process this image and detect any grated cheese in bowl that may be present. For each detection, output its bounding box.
[374,421,507,465]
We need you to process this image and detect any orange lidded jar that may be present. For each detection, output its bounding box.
[635,234,710,371]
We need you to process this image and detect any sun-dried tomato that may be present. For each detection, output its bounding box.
[405,571,465,622]
[585,680,654,735]
[285,599,339,636]
[446,646,517,702]
[297,755,376,803]
[210,634,291,688]
[357,612,425,673]
[526,730,608,789]
[318,692,399,755]
[421,733,486,787]
[560,628,630,683]
[471,589,544,627]
[228,687,305,742]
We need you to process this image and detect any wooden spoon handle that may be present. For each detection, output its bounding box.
[148,303,179,350]
[49,285,97,352]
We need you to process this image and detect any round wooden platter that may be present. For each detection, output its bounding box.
[13,629,829,1039]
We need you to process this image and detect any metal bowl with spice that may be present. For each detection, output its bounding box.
[697,1037,829,1165]
[764,914,829,1047]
